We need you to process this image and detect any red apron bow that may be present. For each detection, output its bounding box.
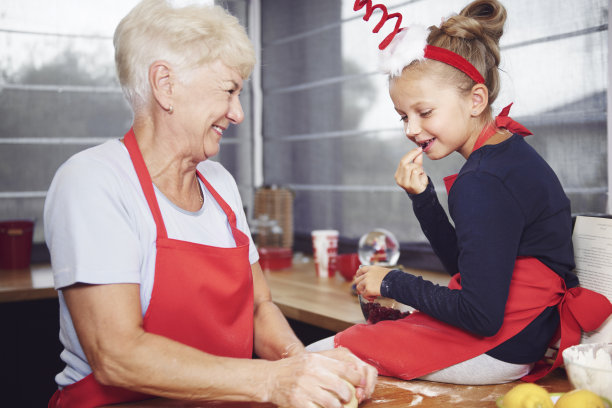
[472,103,532,154]
[523,285,612,382]
[444,103,532,193]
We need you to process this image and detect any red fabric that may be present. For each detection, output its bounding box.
[335,258,612,381]
[523,286,612,382]
[49,129,254,407]
[446,103,532,194]
[442,173,458,196]
[494,103,533,136]
[424,45,485,84]
[472,103,532,153]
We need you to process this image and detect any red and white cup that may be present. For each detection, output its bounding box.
[311,230,338,278]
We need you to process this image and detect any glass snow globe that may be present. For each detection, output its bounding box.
[357,229,410,323]
[357,228,400,266]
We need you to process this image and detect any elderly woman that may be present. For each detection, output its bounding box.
[44,1,376,407]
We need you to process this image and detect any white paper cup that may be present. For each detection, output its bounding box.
[311,230,338,278]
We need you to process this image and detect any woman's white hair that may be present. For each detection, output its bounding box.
[113,0,256,111]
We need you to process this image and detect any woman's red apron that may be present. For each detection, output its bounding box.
[335,105,612,381]
[49,128,254,407]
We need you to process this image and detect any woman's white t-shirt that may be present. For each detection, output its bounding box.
[44,139,258,387]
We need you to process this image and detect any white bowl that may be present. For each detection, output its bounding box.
[562,343,612,401]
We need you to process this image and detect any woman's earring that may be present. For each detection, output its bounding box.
[168,105,174,114]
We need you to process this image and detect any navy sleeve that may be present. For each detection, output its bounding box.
[408,179,459,276]
[383,172,525,337]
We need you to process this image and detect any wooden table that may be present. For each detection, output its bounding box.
[0,264,56,303]
[104,260,571,407]
[265,259,451,332]
[105,368,571,407]
[1,261,573,407]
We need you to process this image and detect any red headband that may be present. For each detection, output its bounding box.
[356,0,485,83]
[424,45,485,84]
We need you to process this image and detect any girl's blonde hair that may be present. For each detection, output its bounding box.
[426,0,507,106]
[113,0,256,111]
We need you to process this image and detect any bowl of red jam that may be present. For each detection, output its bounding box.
[358,294,412,324]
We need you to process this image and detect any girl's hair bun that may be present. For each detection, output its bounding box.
[427,0,507,105]
[460,0,506,44]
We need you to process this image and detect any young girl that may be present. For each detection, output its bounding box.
[330,0,612,384]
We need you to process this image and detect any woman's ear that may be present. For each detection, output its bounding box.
[470,84,489,116]
[149,60,174,113]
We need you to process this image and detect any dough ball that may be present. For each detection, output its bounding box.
[343,380,358,408]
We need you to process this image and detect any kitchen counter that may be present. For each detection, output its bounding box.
[104,261,571,407]
[2,261,573,407]
[263,259,450,332]
[0,260,449,329]
[104,368,572,407]
[0,264,56,303]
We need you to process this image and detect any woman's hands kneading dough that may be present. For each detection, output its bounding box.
[263,347,377,408]
[341,380,358,408]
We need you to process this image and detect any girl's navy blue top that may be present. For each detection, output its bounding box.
[381,134,579,364]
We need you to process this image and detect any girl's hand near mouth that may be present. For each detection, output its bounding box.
[395,146,428,194]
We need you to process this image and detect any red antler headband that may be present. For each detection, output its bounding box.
[354,0,485,83]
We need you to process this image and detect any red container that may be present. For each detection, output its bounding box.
[258,247,293,271]
[335,253,361,281]
[0,220,34,270]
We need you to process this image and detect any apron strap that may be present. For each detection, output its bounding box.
[123,129,168,239]
[124,128,248,247]
[197,171,250,248]
[445,103,533,194]
[495,103,533,137]
[197,171,237,229]
[473,103,532,151]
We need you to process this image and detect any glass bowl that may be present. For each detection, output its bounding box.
[562,343,612,401]
[358,294,412,324]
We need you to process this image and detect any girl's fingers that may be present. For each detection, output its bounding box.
[400,147,423,166]
[414,148,423,165]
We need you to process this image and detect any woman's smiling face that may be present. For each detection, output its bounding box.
[173,60,245,161]
[389,66,475,160]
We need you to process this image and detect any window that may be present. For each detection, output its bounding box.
[1,0,608,253]
[260,0,608,245]
[0,0,253,248]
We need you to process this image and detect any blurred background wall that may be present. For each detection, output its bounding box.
[0,0,608,255]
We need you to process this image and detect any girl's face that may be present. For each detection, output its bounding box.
[389,67,477,160]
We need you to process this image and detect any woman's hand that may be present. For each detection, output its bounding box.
[319,347,377,403]
[354,265,392,300]
[264,348,377,408]
[395,147,428,194]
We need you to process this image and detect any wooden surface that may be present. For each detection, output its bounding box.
[266,260,364,331]
[0,260,450,327]
[0,264,56,303]
[105,368,572,407]
[265,259,450,332]
[4,261,572,407]
[106,262,571,407]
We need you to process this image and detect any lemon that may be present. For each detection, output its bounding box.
[503,383,553,408]
[554,389,605,408]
